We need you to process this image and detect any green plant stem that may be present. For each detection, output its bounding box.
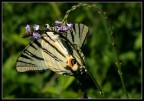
[62,3,90,23]
[62,3,129,98]
[106,18,129,99]
[98,8,129,99]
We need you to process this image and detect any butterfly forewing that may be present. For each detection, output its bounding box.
[16,39,48,72]
[41,34,69,74]
[16,32,69,74]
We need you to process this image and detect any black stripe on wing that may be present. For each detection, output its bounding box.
[23,49,44,60]
[80,25,89,48]
[45,32,55,42]
[41,37,65,58]
[62,24,89,48]
[29,42,37,50]
[35,39,61,62]
[16,60,36,67]
[70,29,75,43]
[16,40,44,67]
[20,54,33,60]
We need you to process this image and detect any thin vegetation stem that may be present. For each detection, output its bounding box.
[92,4,129,98]
[103,13,129,99]
[62,3,90,23]
[62,3,129,98]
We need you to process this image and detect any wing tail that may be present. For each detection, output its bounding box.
[74,71,104,95]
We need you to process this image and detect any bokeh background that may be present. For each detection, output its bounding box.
[2,2,142,99]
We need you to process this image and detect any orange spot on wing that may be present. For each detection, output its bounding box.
[68,57,73,67]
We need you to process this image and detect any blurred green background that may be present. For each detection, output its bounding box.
[2,2,141,99]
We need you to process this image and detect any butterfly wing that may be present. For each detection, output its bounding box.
[55,24,89,66]
[16,32,72,75]
[64,24,89,48]
[16,39,47,72]
[60,24,103,93]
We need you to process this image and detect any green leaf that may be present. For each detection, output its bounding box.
[60,90,79,98]
[42,86,60,95]
[59,75,75,90]
[134,32,142,50]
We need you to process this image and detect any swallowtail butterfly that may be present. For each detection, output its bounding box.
[16,23,103,94]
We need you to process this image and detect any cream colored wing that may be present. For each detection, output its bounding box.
[16,32,72,75]
[51,23,89,65]
[63,24,89,48]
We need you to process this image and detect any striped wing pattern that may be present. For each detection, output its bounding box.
[16,24,89,75]
[16,34,68,74]
[64,24,89,65]
[65,24,89,48]
[16,39,47,72]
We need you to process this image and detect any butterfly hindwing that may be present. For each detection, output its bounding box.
[65,24,89,48]
[62,24,89,65]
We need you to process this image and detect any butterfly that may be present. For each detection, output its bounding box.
[16,22,103,95]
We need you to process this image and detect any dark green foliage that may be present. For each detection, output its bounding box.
[2,2,141,98]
